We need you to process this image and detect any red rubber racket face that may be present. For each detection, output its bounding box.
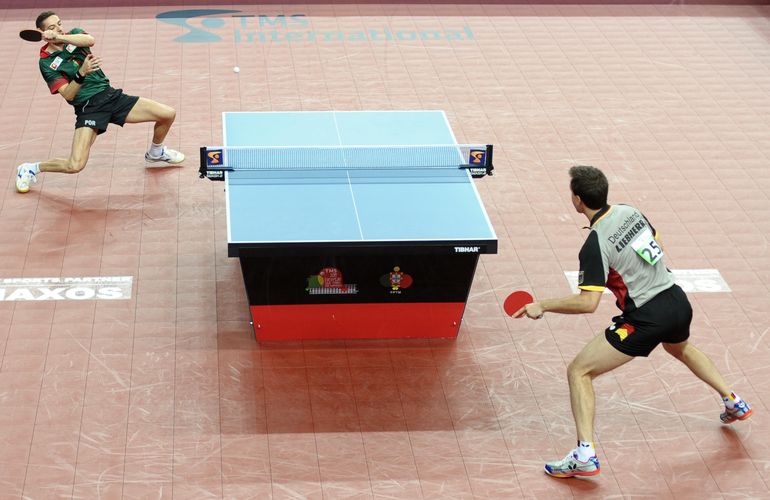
[503,290,534,317]
[19,30,43,42]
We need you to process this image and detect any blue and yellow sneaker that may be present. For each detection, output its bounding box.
[544,449,600,478]
[721,399,753,424]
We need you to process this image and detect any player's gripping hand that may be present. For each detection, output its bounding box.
[42,29,58,41]
[81,53,102,75]
[519,302,544,320]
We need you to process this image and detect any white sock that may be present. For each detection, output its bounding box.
[31,162,41,174]
[576,441,595,461]
[149,142,164,157]
[723,392,741,409]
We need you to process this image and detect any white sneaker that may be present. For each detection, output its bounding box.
[145,147,184,164]
[16,163,38,193]
[544,449,601,478]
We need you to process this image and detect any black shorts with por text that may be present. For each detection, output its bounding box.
[605,284,692,357]
[74,87,139,135]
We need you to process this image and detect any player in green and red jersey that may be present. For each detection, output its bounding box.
[16,11,184,193]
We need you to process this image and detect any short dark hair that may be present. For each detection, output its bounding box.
[36,11,57,30]
[569,165,608,209]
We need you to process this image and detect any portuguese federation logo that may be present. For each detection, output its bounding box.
[379,266,413,294]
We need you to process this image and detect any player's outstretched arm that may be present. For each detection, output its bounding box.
[521,289,603,319]
[43,30,94,47]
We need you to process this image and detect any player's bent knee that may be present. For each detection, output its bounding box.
[567,358,598,380]
[64,158,88,174]
[159,105,176,123]
[566,360,584,380]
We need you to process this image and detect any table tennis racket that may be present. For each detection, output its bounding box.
[19,30,43,42]
[503,290,534,318]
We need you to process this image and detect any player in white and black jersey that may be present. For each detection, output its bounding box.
[516,165,752,479]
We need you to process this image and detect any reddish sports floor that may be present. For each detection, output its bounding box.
[1,2,769,498]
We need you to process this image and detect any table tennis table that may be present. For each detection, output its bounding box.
[200,110,497,341]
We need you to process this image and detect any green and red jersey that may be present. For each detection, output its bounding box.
[38,28,110,106]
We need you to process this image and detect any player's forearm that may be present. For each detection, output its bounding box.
[54,33,95,47]
[59,79,84,102]
[539,293,597,315]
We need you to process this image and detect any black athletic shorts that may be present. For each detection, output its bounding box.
[604,284,692,357]
[73,87,139,135]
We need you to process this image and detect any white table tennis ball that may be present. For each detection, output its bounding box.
[233,66,240,73]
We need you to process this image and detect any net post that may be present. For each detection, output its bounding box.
[198,147,207,179]
[485,144,494,176]
[199,147,230,181]
[465,144,495,178]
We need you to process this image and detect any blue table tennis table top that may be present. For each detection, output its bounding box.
[222,110,497,254]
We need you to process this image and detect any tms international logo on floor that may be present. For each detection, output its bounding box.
[156,9,475,44]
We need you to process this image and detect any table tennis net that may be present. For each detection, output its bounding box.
[199,144,493,180]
